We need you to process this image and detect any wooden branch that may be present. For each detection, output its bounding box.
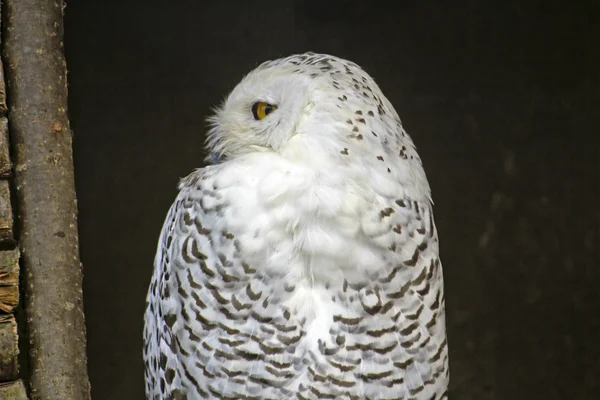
[0,249,19,313]
[0,118,12,178]
[3,1,91,399]
[0,380,27,400]
[0,180,14,244]
[0,45,7,116]
[0,313,19,381]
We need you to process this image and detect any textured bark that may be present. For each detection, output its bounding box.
[3,1,91,399]
[0,313,19,381]
[0,179,14,243]
[0,118,11,177]
[0,39,7,116]
[0,248,19,313]
[0,380,28,400]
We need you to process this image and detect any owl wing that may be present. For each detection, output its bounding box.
[382,196,449,398]
[144,167,286,399]
[143,168,232,399]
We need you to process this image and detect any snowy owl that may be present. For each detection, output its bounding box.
[143,52,449,399]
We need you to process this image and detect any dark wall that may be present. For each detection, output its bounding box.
[64,1,599,399]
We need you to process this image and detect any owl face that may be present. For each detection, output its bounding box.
[204,53,430,203]
[207,65,316,162]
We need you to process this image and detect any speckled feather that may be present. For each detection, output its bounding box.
[144,53,449,399]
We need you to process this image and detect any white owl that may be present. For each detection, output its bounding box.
[143,52,449,399]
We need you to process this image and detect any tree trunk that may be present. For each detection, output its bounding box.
[0,380,28,400]
[3,1,91,399]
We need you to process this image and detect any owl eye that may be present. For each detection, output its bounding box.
[251,101,277,120]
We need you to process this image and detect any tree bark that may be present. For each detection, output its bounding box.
[0,248,20,314]
[0,313,19,381]
[3,1,91,399]
[0,380,28,400]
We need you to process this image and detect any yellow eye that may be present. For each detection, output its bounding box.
[251,101,277,120]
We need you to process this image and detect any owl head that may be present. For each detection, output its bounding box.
[205,52,430,201]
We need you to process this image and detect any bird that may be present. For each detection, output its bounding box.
[143,52,449,400]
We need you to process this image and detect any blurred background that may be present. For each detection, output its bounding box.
[63,1,599,399]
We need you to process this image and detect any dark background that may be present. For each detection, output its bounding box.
[63,1,599,399]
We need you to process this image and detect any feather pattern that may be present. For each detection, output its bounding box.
[144,53,448,399]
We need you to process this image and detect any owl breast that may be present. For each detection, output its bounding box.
[152,153,447,399]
